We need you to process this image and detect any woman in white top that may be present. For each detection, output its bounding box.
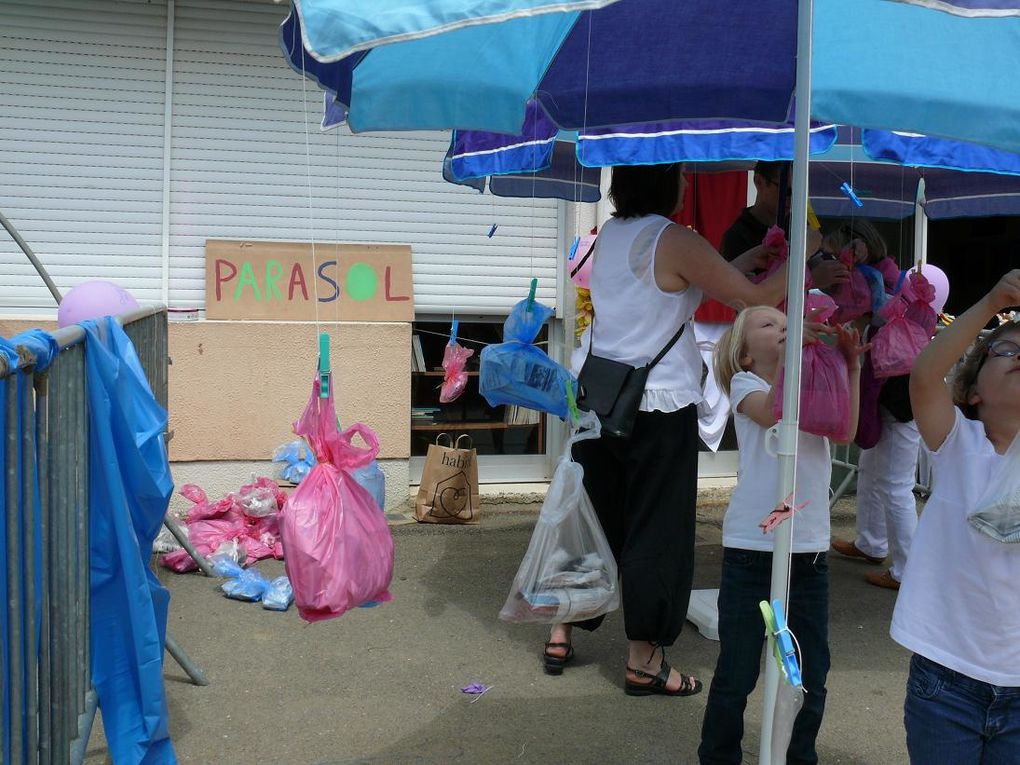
[896,269,1020,764]
[543,163,793,697]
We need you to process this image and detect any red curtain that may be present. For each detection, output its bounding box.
[672,171,748,323]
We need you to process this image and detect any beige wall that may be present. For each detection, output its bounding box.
[0,318,411,462]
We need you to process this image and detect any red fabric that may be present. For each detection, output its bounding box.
[672,171,748,324]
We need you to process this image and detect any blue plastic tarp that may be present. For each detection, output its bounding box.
[84,318,176,765]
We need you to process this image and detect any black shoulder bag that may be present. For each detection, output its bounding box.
[575,317,687,439]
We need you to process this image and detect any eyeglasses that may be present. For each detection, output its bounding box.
[987,339,1020,359]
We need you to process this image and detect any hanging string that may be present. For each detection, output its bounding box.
[334,120,343,328]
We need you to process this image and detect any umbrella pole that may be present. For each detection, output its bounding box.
[759,0,814,762]
[913,178,928,268]
[0,208,62,306]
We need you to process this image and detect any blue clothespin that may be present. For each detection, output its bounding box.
[526,278,538,312]
[771,599,803,687]
[318,332,330,399]
[568,236,581,261]
[487,224,498,238]
[449,318,459,347]
[840,182,864,208]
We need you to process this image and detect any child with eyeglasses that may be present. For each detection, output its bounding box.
[894,269,1020,764]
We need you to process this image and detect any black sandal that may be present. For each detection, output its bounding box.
[625,654,702,697]
[543,642,574,675]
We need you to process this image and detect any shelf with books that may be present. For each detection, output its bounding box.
[410,320,548,457]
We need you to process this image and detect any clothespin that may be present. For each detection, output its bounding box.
[449,318,459,347]
[759,493,809,534]
[772,599,803,687]
[568,235,581,261]
[487,224,498,238]
[526,277,538,312]
[564,378,580,425]
[840,182,864,208]
[806,200,821,231]
[318,332,330,398]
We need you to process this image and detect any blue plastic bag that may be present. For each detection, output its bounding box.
[480,298,576,420]
[262,577,294,611]
[272,439,316,484]
[83,318,177,764]
[221,569,270,602]
[353,462,386,512]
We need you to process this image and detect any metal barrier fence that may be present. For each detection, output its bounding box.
[2,306,168,765]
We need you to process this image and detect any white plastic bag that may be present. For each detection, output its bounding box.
[499,412,619,623]
[967,430,1020,543]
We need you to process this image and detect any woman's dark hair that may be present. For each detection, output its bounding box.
[608,163,683,219]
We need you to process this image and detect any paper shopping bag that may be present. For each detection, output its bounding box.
[414,434,481,524]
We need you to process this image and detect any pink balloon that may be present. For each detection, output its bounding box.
[917,264,950,315]
[568,234,597,289]
[57,281,140,328]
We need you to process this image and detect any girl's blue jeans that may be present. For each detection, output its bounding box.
[699,548,830,765]
[905,653,1020,765]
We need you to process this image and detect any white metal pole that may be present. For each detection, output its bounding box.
[913,177,928,269]
[758,0,814,761]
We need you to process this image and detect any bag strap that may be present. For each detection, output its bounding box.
[569,237,597,280]
[455,434,474,450]
[588,309,687,371]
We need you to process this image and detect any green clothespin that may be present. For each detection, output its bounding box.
[564,378,580,425]
[759,600,784,675]
[526,277,538,312]
[318,332,330,399]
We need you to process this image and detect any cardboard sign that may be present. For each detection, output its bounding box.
[205,240,414,322]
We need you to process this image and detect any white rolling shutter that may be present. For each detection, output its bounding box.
[0,0,167,315]
[169,0,560,316]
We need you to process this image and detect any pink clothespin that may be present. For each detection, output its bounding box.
[759,493,809,534]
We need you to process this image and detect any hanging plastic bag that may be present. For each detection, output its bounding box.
[773,342,851,441]
[771,679,807,761]
[828,248,874,325]
[439,341,474,403]
[871,297,932,379]
[773,296,851,441]
[901,271,939,337]
[499,412,619,623]
[280,376,395,623]
[480,297,577,420]
[967,431,1020,543]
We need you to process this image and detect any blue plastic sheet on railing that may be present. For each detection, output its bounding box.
[10,330,59,374]
[83,318,177,765]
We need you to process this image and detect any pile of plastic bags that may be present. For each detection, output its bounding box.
[159,477,286,573]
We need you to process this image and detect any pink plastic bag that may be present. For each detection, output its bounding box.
[439,341,474,403]
[871,298,932,379]
[280,377,394,623]
[773,342,851,441]
[829,248,874,325]
[900,271,938,337]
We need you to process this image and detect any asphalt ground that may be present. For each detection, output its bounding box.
[84,494,916,764]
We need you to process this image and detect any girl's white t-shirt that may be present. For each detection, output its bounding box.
[723,371,832,553]
[891,409,1020,687]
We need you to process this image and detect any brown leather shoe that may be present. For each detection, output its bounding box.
[831,538,884,564]
[865,570,901,590]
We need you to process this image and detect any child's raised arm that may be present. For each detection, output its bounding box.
[910,269,1020,451]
